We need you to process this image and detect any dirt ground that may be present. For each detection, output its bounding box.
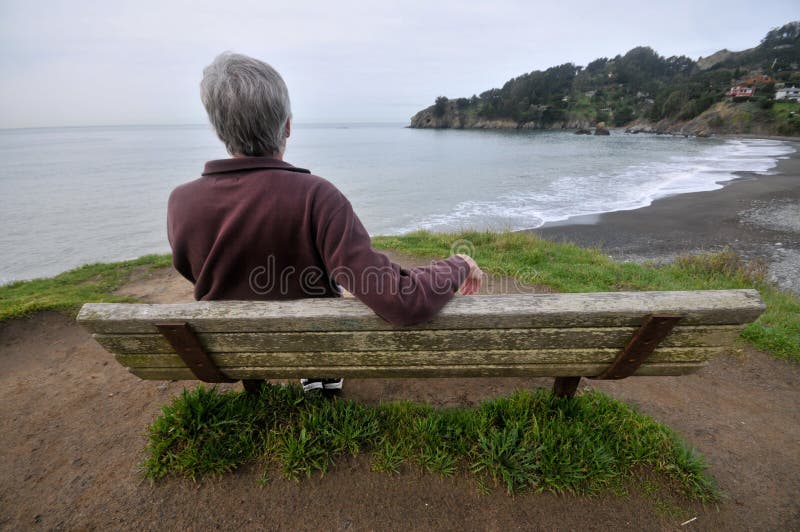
[1,257,799,531]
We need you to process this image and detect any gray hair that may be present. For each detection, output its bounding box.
[200,52,292,157]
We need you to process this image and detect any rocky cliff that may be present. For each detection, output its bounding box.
[409,100,592,130]
[625,101,799,137]
[412,99,798,138]
[695,48,750,70]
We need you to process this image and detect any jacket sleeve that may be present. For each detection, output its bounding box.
[166,187,197,285]
[314,188,469,326]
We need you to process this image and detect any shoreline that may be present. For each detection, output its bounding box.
[407,123,800,142]
[529,141,800,294]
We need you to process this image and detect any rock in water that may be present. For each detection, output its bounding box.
[575,129,591,135]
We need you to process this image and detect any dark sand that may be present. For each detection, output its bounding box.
[532,142,800,293]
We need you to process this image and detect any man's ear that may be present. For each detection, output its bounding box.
[285,119,291,139]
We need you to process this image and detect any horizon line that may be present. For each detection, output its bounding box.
[0,121,410,132]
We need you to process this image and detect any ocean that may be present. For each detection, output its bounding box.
[0,123,794,285]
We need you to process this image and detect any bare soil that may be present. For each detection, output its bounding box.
[1,257,799,530]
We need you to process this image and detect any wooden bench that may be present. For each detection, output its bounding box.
[77,289,765,397]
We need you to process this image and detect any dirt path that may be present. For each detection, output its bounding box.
[1,258,799,530]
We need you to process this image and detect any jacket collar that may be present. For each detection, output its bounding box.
[202,157,310,176]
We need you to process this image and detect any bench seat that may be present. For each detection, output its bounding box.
[78,289,765,394]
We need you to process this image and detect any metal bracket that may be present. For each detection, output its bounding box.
[242,380,265,395]
[593,314,683,380]
[553,376,582,398]
[553,314,683,397]
[155,322,236,383]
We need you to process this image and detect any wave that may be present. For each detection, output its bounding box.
[389,138,795,234]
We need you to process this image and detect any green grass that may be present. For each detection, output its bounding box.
[2,230,796,359]
[770,101,800,135]
[770,101,799,120]
[2,230,797,360]
[0,254,172,321]
[373,230,800,362]
[144,384,718,501]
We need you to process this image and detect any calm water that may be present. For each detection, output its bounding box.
[0,124,794,284]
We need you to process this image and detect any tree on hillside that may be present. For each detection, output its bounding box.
[434,96,449,117]
[613,106,636,126]
[584,57,608,75]
[761,21,800,47]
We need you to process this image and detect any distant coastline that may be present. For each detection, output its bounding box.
[410,21,800,138]
[409,100,800,139]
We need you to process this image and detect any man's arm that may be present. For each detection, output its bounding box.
[315,191,480,326]
[166,187,197,285]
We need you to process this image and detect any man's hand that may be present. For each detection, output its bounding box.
[455,254,483,295]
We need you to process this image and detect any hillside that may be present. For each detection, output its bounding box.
[410,21,800,136]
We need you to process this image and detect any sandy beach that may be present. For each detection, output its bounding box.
[531,140,800,294]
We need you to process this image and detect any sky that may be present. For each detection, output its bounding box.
[0,0,797,128]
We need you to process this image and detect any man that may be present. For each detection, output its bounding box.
[167,52,483,393]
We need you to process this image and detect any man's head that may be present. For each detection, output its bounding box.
[201,52,291,157]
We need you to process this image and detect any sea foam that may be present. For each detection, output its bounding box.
[391,137,795,233]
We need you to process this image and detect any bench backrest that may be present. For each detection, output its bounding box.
[77,290,765,381]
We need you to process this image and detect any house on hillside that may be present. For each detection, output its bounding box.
[775,86,800,102]
[728,85,755,98]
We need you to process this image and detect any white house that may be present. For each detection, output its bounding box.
[729,85,755,98]
[775,86,800,102]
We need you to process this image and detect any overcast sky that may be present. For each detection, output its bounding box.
[1,0,797,128]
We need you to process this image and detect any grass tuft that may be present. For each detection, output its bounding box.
[144,384,720,502]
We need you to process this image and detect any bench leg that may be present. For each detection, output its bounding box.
[553,377,581,398]
[242,379,265,395]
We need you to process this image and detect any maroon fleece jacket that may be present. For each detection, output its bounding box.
[167,157,469,326]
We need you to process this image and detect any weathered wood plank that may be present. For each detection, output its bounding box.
[128,362,707,380]
[114,347,721,369]
[76,290,765,334]
[94,325,743,354]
